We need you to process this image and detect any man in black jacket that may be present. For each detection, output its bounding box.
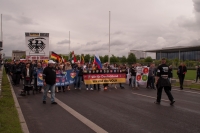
[42,60,57,104]
[155,58,175,105]
[196,65,200,83]
[177,62,187,90]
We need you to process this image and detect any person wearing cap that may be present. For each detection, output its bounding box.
[155,58,175,105]
[42,60,57,104]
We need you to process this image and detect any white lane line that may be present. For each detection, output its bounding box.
[47,93,108,133]
[172,89,200,95]
[7,75,30,133]
[132,92,169,102]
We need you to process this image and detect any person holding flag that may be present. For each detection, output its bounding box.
[80,54,85,65]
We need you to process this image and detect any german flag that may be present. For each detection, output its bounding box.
[80,54,85,65]
[50,52,62,63]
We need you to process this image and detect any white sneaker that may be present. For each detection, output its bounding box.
[90,88,93,90]
[75,88,77,90]
[86,88,89,90]
[115,86,117,89]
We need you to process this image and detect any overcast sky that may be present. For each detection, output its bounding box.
[0,0,200,58]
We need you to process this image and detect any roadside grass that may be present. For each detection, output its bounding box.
[0,69,22,133]
[173,82,200,90]
[173,70,196,80]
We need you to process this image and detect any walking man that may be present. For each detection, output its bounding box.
[42,60,57,104]
[177,62,187,90]
[155,58,175,105]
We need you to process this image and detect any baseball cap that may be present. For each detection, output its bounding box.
[48,60,56,64]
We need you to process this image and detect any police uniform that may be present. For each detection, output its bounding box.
[156,58,175,105]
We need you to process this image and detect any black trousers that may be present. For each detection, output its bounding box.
[93,84,100,89]
[34,78,42,91]
[12,74,21,84]
[196,75,200,82]
[178,75,185,88]
[58,86,65,91]
[156,86,174,102]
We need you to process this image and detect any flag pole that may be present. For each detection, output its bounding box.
[108,11,111,64]
[69,31,70,59]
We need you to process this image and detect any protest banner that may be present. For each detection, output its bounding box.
[37,69,77,86]
[136,66,149,86]
[83,69,126,84]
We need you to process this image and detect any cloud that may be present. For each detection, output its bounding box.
[17,16,38,25]
[193,0,200,13]
[0,0,199,59]
[86,40,101,45]
[3,14,38,25]
[156,37,167,47]
[57,39,70,45]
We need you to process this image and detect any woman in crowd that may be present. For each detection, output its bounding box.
[64,62,72,90]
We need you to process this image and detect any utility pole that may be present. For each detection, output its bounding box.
[69,31,70,59]
[108,11,111,64]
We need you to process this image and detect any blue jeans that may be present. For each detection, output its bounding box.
[86,84,92,88]
[131,76,136,87]
[43,84,55,102]
[76,76,82,88]
[149,76,155,89]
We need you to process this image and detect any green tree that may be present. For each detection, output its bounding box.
[103,55,108,63]
[76,55,80,61]
[120,56,127,64]
[173,58,179,67]
[127,53,136,64]
[21,55,26,59]
[99,56,104,63]
[144,56,153,63]
[84,54,91,63]
[61,55,68,61]
[110,54,119,64]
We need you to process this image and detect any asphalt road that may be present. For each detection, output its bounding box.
[12,80,200,133]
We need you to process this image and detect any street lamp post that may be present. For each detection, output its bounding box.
[108,11,111,64]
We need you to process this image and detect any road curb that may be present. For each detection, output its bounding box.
[172,85,200,91]
[7,75,30,133]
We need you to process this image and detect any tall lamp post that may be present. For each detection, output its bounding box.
[108,11,111,64]
[69,31,70,59]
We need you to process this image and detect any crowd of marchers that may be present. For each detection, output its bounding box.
[3,59,188,105]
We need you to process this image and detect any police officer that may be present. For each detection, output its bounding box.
[155,58,175,105]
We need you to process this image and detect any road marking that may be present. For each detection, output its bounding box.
[47,93,108,133]
[172,89,200,95]
[132,92,169,102]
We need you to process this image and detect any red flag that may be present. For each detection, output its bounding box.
[71,51,77,63]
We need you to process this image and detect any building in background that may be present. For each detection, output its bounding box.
[12,50,26,60]
[129,50,145,59]
[145,46,200,61]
